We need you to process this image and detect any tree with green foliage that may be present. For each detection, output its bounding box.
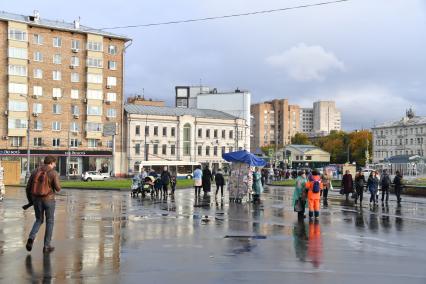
[291,133,311,145]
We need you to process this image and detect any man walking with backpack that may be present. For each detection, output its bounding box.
[305,170,323,220]
[25,156,61,253]
[380,169,391,204]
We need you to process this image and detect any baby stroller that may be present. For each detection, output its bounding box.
[142,176,156,197]
[131,176,142,197]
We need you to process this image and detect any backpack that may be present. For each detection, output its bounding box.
[382,175,390,187]
[31,169,51,197]
[312,180,321,193]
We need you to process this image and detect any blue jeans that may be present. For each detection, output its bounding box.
[29,198,55,247]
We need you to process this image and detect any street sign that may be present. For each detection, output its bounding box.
[103,123,116,137]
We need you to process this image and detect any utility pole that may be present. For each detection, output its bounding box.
[22,94,31,184]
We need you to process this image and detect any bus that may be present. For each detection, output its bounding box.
[135,161,201,179]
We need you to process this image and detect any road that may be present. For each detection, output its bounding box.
[1,186,426,284]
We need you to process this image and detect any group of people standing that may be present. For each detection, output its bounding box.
[293,168,405,222]
[193,165,225,198]
[342,170,404,206]
[137,166,177,198]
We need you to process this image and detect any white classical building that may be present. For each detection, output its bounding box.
[372,109,426,163]
[124,105,249,174]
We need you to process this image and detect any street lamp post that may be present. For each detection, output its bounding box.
[21,94,31,184]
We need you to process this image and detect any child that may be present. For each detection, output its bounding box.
[170,175,177,195]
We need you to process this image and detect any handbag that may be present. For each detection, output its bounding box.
[294,198,304,212]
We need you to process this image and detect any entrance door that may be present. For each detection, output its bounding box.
[70,162,79,176]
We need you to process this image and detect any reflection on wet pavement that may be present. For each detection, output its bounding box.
[0,186,426,283]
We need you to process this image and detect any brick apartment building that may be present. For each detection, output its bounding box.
[251,99,300,150]
[0,11,130,178]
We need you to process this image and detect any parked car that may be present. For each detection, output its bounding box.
[82,171,110,182]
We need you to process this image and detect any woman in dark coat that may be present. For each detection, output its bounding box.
[202,165,213,194]
[341,170,354,201]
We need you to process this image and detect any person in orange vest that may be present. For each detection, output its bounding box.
[305,170,323,220]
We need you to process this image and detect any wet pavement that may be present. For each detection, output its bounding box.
[1,186,426,284]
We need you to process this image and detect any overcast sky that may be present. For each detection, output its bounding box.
[3,0,426,130]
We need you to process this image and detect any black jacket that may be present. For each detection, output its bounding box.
[215,173,225,186]
[161,171,171,184]
[355,175,366,190]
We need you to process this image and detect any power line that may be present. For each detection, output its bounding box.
[98,0,350,30]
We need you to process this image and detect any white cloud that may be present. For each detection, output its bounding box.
[266,43,345,81]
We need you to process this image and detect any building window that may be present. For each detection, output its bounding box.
[135,125,141,135]
[70,122,79,132]
[52,104,61,114]
[107,140,113,149]
[145,126,149,135]
[229,130,234,139]
[52,121,61,131]
[11,137,23,147]
[154,126,158,136]
[33,51,43,62]
[221,146,226,155]
[52,71,61,81]
[87,57,103,68]
[86,122,102,132]
[87,74,103,84]
[53,54,61,64]
[206,146,210,156]
[222,130,226,139]
[206,129,210,138]
[107,77,117,87]
[71,56,79,67]
[153,144,158,155]
[198,146,202,156]
[87,90,103,100]
[33,68,43,79]
[9,83,28,94]
[87,41,103,52]
[53,37,62,47]
[171,145,176,155]
[8,65,27,76]
[9,47,27,59]
[214,130,218,138]
[87,105,102,116]
[183,123,191,156]
[8,29,27,41]
[198,128,202,138]
[135,143,141,155]
[52,138,60,147]
[33,137,42,147]
[8,118,27,129]
[34,120,42,131]
[88,139,97,148]
[71,105,79,116]
[213,146,218,156]
[162,144,167,155]
[8,100,28,112]
[106,92,117,102]
[70,121,80,133]
[33,34,43,44]
[108,61,117,70]
[163,127,167,136]
[70,139,79,148]
[229,147,233,152]
[52,88,62,98]
[71,39,80,50]
[71,89,79,99]
[108,45,118,55]
[71,73,79,83]
[171,127,176,137]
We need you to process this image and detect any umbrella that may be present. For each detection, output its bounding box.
[222,150,266,167]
